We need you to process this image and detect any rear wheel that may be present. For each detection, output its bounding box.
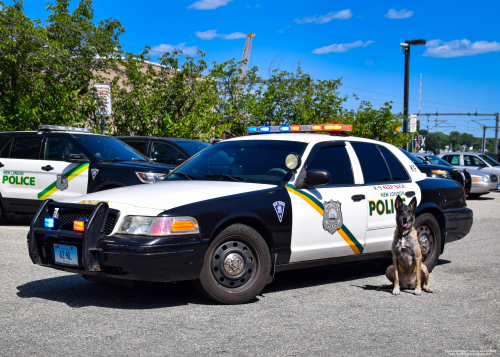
[414,213,441,272]
[195,224,271,304]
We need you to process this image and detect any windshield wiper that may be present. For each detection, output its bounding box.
[172,172,196,180]
[205,174,246,182]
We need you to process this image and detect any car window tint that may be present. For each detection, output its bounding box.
[444,155,460,165]
[378,146,409,181]
[351,142,391,183]
[45,137,82,161]
[0,139,12,158]
[9,136,41,159]
[308,146,353,185]
[124,141,148,155]
[152,143,185,165]
[464,155,482,166]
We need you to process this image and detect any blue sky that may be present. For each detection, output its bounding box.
[19,0,500,138]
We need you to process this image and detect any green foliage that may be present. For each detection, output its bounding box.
[421,131,488,154]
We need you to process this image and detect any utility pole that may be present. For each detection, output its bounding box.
[495,113,499,154]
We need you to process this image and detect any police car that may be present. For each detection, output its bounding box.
[0,126,169,221]
[27,124,473,304]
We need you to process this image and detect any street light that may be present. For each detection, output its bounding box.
[401,39,426,135]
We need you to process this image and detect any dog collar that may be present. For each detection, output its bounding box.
[398,226,414,236]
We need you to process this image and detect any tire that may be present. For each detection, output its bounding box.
[195,224,271,304]
[414,213,441,272]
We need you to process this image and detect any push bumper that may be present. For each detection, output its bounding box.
[443,207,473,244]
[28,200,205,282]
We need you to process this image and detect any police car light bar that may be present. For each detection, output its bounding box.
[246,124,352,134]
[38,125,92,133]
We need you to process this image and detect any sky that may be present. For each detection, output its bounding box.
[17,0,500,139]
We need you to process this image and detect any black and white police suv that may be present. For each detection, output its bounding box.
[28,124,473,304]
[0,125,169,221]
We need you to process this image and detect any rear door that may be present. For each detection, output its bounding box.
[463,154,492,174]
[288,142,368,262]
[122,140,150,157]
[37,135,90,201]
[350,142,421,254]
[0,135,41,201]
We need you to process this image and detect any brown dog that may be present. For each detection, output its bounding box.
[385,195,433,295]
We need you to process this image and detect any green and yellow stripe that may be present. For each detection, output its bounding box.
[38,163,89,200]
[286,184,364,255]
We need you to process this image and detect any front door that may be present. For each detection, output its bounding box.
[37,136,90,201]
[463,154,492,174]
[287,142,368,263]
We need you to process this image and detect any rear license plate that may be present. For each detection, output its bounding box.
[53,245,78,266]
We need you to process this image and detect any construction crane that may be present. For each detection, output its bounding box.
[240,33,255,78]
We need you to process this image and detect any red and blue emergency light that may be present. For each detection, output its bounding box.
[246,124,352,134]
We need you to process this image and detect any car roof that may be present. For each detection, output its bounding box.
[223,133,390,146]
[117,136,203,142]
[440,152,483,155]
[0,130,101,136]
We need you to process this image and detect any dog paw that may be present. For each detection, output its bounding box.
[392,287,400,295]
[423,287,433,293]
[414,288,422,296]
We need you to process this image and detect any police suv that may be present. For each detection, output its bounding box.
[0,126,168,221]
[27,124,473,304]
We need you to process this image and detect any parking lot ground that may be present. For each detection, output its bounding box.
[1,192,499,356]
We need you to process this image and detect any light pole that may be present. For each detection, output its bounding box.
[400,39,426,135]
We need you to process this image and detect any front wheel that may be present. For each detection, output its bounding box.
[195,224,271,304]
[414,213,441,272]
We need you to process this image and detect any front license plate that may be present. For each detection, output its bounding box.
[53,245,78,266]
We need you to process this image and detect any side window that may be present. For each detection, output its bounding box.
[152,143,185,165]
[125,141,148,155]
[351,142,391,183]
[9,136,42,160]
[308,146,354,185]
[44,137,83,161]
[444,155,460,165]
[0,139,12,158]
[464,155,482,166]
[378,146,409,181]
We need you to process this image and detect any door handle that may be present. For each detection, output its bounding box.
[405,191,416,197]
[351,194,366,201]
[0,162,3,168]
[41,165,54,171]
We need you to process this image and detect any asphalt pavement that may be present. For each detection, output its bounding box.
[1,192,499,356]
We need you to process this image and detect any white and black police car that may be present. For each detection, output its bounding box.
[0,125,170,221]
[28,124,473,304]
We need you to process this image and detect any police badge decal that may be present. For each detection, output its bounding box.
[323,199,343,234]
[56,174,68,191]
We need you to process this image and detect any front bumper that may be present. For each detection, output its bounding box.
[470,181,498,194]
[28,200,205,282]
[443,207,473,244]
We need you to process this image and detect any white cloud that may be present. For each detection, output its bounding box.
[384,9,413,19]
[312,40,374,54]
[195,29,246,40]
[278,25,291,34]
[295,9,352,24]
[423,39,500,58]
[188,0,233,10]
[150,43,198,56]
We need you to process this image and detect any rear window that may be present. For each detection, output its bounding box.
[174,140,211,156]
[124,141,148,155]
[8,136,42,160]
[378,146,409,181]
[351,142,391,183]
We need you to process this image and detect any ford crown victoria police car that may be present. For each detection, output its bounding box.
[28,124,473,304]
[0,126,169,221]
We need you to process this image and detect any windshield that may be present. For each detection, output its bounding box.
[77,136,149,162]
[175,140,211,156]
[399,149,425,164]
[479,155,500,167]
[166,140,307,185]
[425,155,453,167]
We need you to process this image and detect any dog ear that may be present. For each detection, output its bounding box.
[395,195,403,210]
[409,197,417,211]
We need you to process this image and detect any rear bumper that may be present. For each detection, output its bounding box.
[443,207,473,244]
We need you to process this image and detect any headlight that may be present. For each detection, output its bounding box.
[431,170,451,178]
[136,172,166,183]
[118,216,199,236]
[482,176,490,182]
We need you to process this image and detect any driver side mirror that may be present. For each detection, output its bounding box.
[305,169,331,187]
[480,162,488,167]
[66,154,89,163]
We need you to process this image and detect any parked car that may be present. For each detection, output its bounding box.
[0,126,169,221]
[28,123,473,304]
[399,149,470,190]
[117,137,211,168]
[415,153,498,198]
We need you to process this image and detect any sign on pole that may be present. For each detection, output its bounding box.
[94,84,111,135]
[410,114,417,133]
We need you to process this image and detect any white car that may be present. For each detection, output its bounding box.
[28,124,473,304]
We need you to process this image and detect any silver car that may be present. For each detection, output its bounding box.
[417,153,498,198]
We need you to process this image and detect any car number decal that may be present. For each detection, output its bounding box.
[286,184,363,255]
[37,163,89,200]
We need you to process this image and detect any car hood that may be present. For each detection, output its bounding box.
[101,160,173,172]
[63,180,274,211]
[415,163,457,171]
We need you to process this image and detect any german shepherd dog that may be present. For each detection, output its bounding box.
[384,195,433,295]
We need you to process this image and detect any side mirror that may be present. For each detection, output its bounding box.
[305,169,331,187]
[480,162,488,167]
[66,154,88,163]
[151,150,160,160]
[174,158,186,165]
